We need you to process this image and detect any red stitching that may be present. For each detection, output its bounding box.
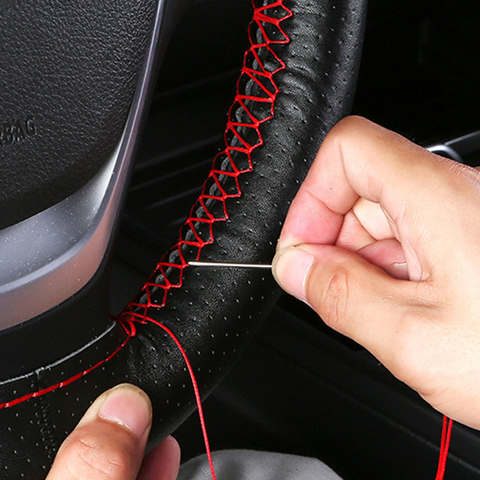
[122,0,292,322]
[0,0,292,410]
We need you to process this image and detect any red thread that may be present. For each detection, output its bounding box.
[0,320,134,410]
[121,0,293,320]
[129,312,217,480]
[435,415,453,480]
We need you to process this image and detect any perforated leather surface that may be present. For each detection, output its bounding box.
[0,0,157,229]
[0,0,367,476]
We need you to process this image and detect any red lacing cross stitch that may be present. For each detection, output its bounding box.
[121,0,293,321]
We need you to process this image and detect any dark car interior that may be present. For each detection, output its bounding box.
[1,0,480,479]
[109,0,480,479]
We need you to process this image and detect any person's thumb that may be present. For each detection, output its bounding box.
[272,244,425,357]
[46,384,152,480]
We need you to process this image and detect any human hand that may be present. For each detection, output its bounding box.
[46,384,180,480]
[273,116,480,429]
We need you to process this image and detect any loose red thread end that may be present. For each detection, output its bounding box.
[142,316,217,480]
[435,415,453,480]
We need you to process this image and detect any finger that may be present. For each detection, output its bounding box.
[357,238,408,279]
[335,200,394,251]
[278,116,479,281]
[272,244,437,367]
[47,384,152,480]
[138,436,181,480]
[278,116,431,248]
[335,209,376,251]
[352,198,394,242]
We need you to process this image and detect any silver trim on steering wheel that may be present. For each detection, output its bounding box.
[0,0,174,330]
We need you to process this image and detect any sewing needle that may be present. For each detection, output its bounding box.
[188,261,272,269]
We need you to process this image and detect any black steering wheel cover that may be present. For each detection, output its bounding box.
[0,0,367,476]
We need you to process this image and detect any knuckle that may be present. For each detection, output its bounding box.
[329,115,368,142]
[387,341,427,387]
[334,114,365,131]
[318,266,351,330]
[324,116,373,162]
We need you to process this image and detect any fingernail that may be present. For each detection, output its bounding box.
[99,385,152,439]
[272,246,314,303]
[386,262,409,280]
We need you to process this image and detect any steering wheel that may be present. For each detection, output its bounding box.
[0,0,366,476]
